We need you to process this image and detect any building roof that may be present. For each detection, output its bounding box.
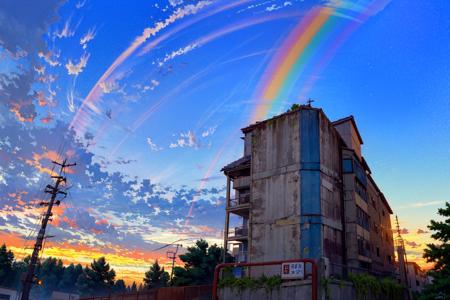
[331,115,364,145]
[241,105,321,133]
[221,155,251,173]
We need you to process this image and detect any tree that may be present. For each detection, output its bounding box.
[171,239,231,286]
[130,281,137,292]
[76,257,116,296]
[34,257,65,298]
[58,263,83,293]
[113,279,126,294]
[420,202,450,300]
[0,244,15,287]
[143,260,169,289]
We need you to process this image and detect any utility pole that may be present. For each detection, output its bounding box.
[167,244,182,280]
[395,214,412,300]
[21,159,76,300]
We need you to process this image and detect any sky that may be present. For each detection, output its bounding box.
[0,0,449,283]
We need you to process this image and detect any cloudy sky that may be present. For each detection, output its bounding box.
[0,0,449,283]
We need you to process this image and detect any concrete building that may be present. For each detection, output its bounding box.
[222,105,395,277]
[406,262,428,293]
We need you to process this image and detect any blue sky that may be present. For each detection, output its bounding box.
[0,0,448,281]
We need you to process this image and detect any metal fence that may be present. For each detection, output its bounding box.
[79,285,211,300]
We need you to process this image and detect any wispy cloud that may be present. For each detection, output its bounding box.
[265,1,292,12]
[38,51,61,67]
[147,138,163,151]
[169,0,184,7]
[159,44,198,66]
[65,53,90,76]
[169,131,198,149]
[410,200,445,208]
[80,27,96,49]
[201,126,217,137]
[76,0,86,9]
[99,80,119,94]
[67,90,76,112]
[54,19,76,39]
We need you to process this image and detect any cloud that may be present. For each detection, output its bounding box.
[160,43,198,66]
[169,131,198,149]
[0,0,63,123]
[65,53,90,76]
[54,19,76,39]
[169,0,184,7]
[80,27,96,49]
[70,0,214,131]
[76,0,86,9]
[201,126,217,138]
[38,51,61,67]
[147,138,163,151]
[399,228,409,235]
[405,240,421,248]
[99,80,119,94]
[417,229,429,234]
[67,89,76,112]
[265,1,292,12]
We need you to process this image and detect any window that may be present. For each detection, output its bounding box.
[387,255,392,264]
[376,247,380,257]
[343,159,353,173]
[357,206,370,231]
[355,179,368,202]
[358,236,371,257]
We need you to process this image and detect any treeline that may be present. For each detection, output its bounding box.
[0,239,229,298]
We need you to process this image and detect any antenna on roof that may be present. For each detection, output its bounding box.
[306,98,315,107]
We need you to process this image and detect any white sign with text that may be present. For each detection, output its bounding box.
[281,262,305,279]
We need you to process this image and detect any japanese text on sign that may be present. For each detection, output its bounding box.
[281,262,305,279]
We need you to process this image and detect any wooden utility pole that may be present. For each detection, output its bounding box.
[21,159,76,300]
[167,244,182,280]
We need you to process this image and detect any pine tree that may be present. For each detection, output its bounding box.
[76,257,116,296]
[420,202,450,299]
[171,239,231,286]
[113,279,126,294]
[0,244,15,286]
[131,281,137,292]
[143,260,169,289]
[58,263,83,293]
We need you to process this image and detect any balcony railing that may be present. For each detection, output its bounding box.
[229,226,248,239]
[229,194,250,207]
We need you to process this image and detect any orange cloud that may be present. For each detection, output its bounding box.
[25,150,76,176]
[10,103,34,122]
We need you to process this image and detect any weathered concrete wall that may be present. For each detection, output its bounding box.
[250,112,301,263]
[219,281,391,300]
[367,177,396,275]
[318,112,345,266]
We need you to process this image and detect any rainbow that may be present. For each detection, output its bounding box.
[251,0,390,122]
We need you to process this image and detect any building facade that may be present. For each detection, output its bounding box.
[222,106,395,277]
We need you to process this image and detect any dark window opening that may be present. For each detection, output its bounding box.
[343,159,353,173]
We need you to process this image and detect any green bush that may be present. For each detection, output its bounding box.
[348,273,403,300]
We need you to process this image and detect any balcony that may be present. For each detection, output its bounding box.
[228,194,250,217]
[228,226,248,241]
[233,176,251,189]
[229,194,250,207]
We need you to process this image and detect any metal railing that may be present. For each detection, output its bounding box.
[229,194,250,207]
[228,226,248,238]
